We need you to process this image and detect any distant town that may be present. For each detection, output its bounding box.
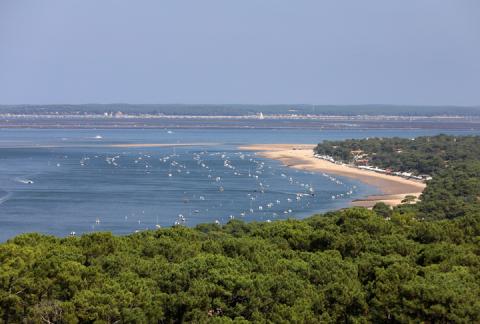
[1,104,480,129]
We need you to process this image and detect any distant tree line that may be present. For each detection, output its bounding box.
[314,134,480,174]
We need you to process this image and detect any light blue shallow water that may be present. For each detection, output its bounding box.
[0,128,479,241]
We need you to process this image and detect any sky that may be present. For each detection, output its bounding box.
[0,0,479,106]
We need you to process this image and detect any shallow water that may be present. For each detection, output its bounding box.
[0,128,479,241]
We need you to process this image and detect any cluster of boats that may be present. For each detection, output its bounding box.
[59,148,360,235]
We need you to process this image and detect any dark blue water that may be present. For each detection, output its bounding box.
[1,128,479,241]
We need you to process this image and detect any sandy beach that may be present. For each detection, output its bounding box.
[240,144,426,208]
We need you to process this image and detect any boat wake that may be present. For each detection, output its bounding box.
[15,178,34,184]
[0,191,12,205]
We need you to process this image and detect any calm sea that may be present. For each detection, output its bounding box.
[0,128,478,241]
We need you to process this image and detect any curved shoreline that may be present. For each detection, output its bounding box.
[240,144,426,207]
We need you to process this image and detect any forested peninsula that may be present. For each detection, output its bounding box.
[1,135,480,323]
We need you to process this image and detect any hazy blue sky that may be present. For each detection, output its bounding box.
[0,0,479,105]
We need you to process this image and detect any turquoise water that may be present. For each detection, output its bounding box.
[0,128,479,241]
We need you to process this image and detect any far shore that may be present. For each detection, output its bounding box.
[240,144,426,208]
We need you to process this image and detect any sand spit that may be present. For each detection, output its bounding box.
[240,144,426,208]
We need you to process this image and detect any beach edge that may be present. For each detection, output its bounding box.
[240,144,426,208]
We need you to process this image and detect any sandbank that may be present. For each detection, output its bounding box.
[107,143,217,148]
[240,144,426,208]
